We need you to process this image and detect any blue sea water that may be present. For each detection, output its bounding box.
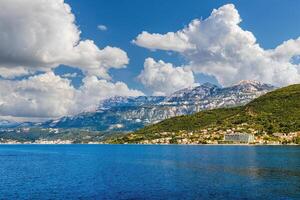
[0,145,299,200]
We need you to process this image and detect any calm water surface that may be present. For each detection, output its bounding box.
[0,145,299,200]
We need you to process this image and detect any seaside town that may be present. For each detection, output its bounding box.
[116,130,300,145]
[107,121,300,145]
[1,126,299,145]
[105,122,300,145]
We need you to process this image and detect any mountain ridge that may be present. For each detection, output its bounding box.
[105,84,300,144]
[0,80,275,132]
[38,80,274,131]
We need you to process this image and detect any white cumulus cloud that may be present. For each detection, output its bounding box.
[0,72,76,118]
[138,58,196,95]
[0,0,143,120]
[133,31,195,52]
[134,4,300,86]
[75,76,144,112]
[0,0,128,78]
[0,72,143,119]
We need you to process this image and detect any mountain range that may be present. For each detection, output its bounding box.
[1,80,275,132]
[108,83,300,144]
[39,80,274,132]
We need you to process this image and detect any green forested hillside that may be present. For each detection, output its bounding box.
[107,84,300,143]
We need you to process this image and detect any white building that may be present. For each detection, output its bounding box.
[224,133,254,143]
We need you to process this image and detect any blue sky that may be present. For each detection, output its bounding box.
[63,0,300,92]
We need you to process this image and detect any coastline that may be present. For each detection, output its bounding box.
[0,142,298,146]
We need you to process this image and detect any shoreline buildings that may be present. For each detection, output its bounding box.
[224,133,255,143]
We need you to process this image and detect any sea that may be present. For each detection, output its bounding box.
[0,145,299,200]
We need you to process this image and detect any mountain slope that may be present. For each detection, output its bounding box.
[243,84,300,132]
[0,120,20,128]
[39,80,274,132]
[107,84,300,143]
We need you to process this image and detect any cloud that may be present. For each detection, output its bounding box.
[134,4,300,86]
[0,67,32,78]
[61,72,79,78]
[0,72,76,118]
[0,0,128,78]
[0,0,143,120]
[75,76,144,111]
[0,72,143,119]
[138,58,196,95]
[97,24,108,31]
[133,31,195,52]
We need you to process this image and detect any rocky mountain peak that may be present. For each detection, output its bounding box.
[236,80,262,85]
[1,80,276,132]
[230,80,275,93]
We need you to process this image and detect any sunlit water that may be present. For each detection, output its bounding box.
[0,145,299,199]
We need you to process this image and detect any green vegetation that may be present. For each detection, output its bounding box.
[107,84,300,143]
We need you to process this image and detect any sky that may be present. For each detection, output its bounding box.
[0,0,300,121]
[65,0,300,91]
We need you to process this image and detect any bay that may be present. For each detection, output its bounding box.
[0,145,299,199]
